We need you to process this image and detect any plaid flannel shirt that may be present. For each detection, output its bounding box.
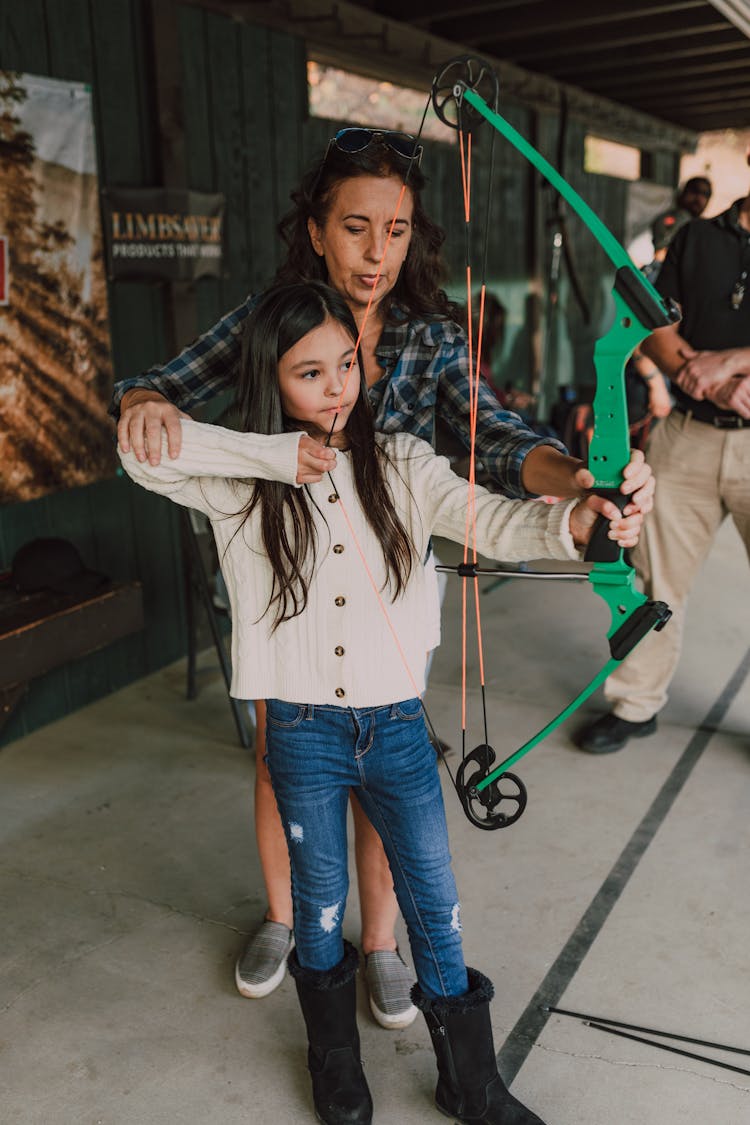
[111,297,565,499]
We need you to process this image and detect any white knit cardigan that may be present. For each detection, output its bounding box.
[120,420,581,706]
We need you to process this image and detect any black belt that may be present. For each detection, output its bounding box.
[676,407,749,429]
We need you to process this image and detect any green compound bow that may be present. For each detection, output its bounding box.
[430,58,676,829]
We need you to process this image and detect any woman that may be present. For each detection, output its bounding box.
[114,127,654,1028]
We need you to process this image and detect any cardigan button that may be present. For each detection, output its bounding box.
[335,687,345,698]
[334,646,344,656]
[328,493,339,503]
[333,544,344,554]
[335,596,346,607]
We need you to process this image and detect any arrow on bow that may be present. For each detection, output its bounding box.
[428,57,676,829]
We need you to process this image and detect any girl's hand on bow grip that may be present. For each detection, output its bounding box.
[296,435,337,484]
[570,493,644,551]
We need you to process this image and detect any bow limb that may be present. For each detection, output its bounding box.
[440,77,677,796]
[474,292,671,793]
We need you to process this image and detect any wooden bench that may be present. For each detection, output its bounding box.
[0,574,144,733]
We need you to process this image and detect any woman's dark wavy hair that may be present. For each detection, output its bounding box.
[235,281,415,629]
[274,139,456,321]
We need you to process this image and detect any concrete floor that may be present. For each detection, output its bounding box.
[1,520,749,1125]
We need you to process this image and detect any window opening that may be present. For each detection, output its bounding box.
[308,61,450,143]
[584,135,641,181]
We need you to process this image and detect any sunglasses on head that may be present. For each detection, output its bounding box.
[326,127,423,168]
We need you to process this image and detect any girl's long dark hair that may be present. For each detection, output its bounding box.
[274,140,456,321]
[235,282,415,628]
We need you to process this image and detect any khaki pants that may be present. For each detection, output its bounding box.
[604,410,750,722]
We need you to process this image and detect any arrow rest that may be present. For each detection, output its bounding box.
[431,55,499,134]
[455,743,527,830]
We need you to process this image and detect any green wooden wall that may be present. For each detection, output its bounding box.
[1,0,179,746]
[0,0,679,745]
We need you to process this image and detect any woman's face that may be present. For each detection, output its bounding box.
[307,174,414,317]
[278,316,360,447]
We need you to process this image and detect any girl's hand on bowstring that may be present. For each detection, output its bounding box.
[569,493,644,551]
[296,434,337,484]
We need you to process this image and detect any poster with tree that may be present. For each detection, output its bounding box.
[0,71,115,504]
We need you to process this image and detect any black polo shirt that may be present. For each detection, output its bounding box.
[656,200,750,423]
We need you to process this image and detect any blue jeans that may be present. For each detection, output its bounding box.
[264,697,468,999]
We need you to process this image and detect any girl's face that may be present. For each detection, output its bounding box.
[278,316,361,447]
[307,174,414,318]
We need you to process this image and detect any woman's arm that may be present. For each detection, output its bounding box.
[436,329,655,509]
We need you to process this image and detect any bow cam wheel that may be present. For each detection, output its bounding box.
[455,743,527,830]
[431,55,499,134]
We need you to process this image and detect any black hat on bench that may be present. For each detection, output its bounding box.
[11,538,108,597]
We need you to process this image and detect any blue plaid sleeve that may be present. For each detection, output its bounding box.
[110,298,254,417]
[435,331,567,499]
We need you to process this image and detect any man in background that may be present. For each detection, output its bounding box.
[650,176,712,267]
[575,163,749,754]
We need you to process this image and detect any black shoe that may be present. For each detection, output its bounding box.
[288,943,373,1125]
[413,968,546,1125]
[576,711,657,754]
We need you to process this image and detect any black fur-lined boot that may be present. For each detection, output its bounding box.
[288,941,373,1125]
[412,968,546,1124]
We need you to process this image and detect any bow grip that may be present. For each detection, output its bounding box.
[583,488,628,564]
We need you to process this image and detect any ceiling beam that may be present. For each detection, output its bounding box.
[675,105,750,125]
[586,52,750,91]
[533,31,746,76]
[427,0,707,41]
[494,18,730,62]
[634,87,750,109]
[186,0,697,148]
[707,0,750,37]
[376,0,537,26]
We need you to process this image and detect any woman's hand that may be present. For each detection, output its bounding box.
[296,435,337,484]
[117,390,188,465]
[572,448,655,516]
[569,492,645,551]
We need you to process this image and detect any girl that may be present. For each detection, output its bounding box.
[115,130,654,1026]
[119,281,643,1125]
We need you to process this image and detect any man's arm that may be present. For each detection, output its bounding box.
[641,325,750,418]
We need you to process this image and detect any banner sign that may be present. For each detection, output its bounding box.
[0,71,115,503]
[102,189,225,281]
[0,236,8,305]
